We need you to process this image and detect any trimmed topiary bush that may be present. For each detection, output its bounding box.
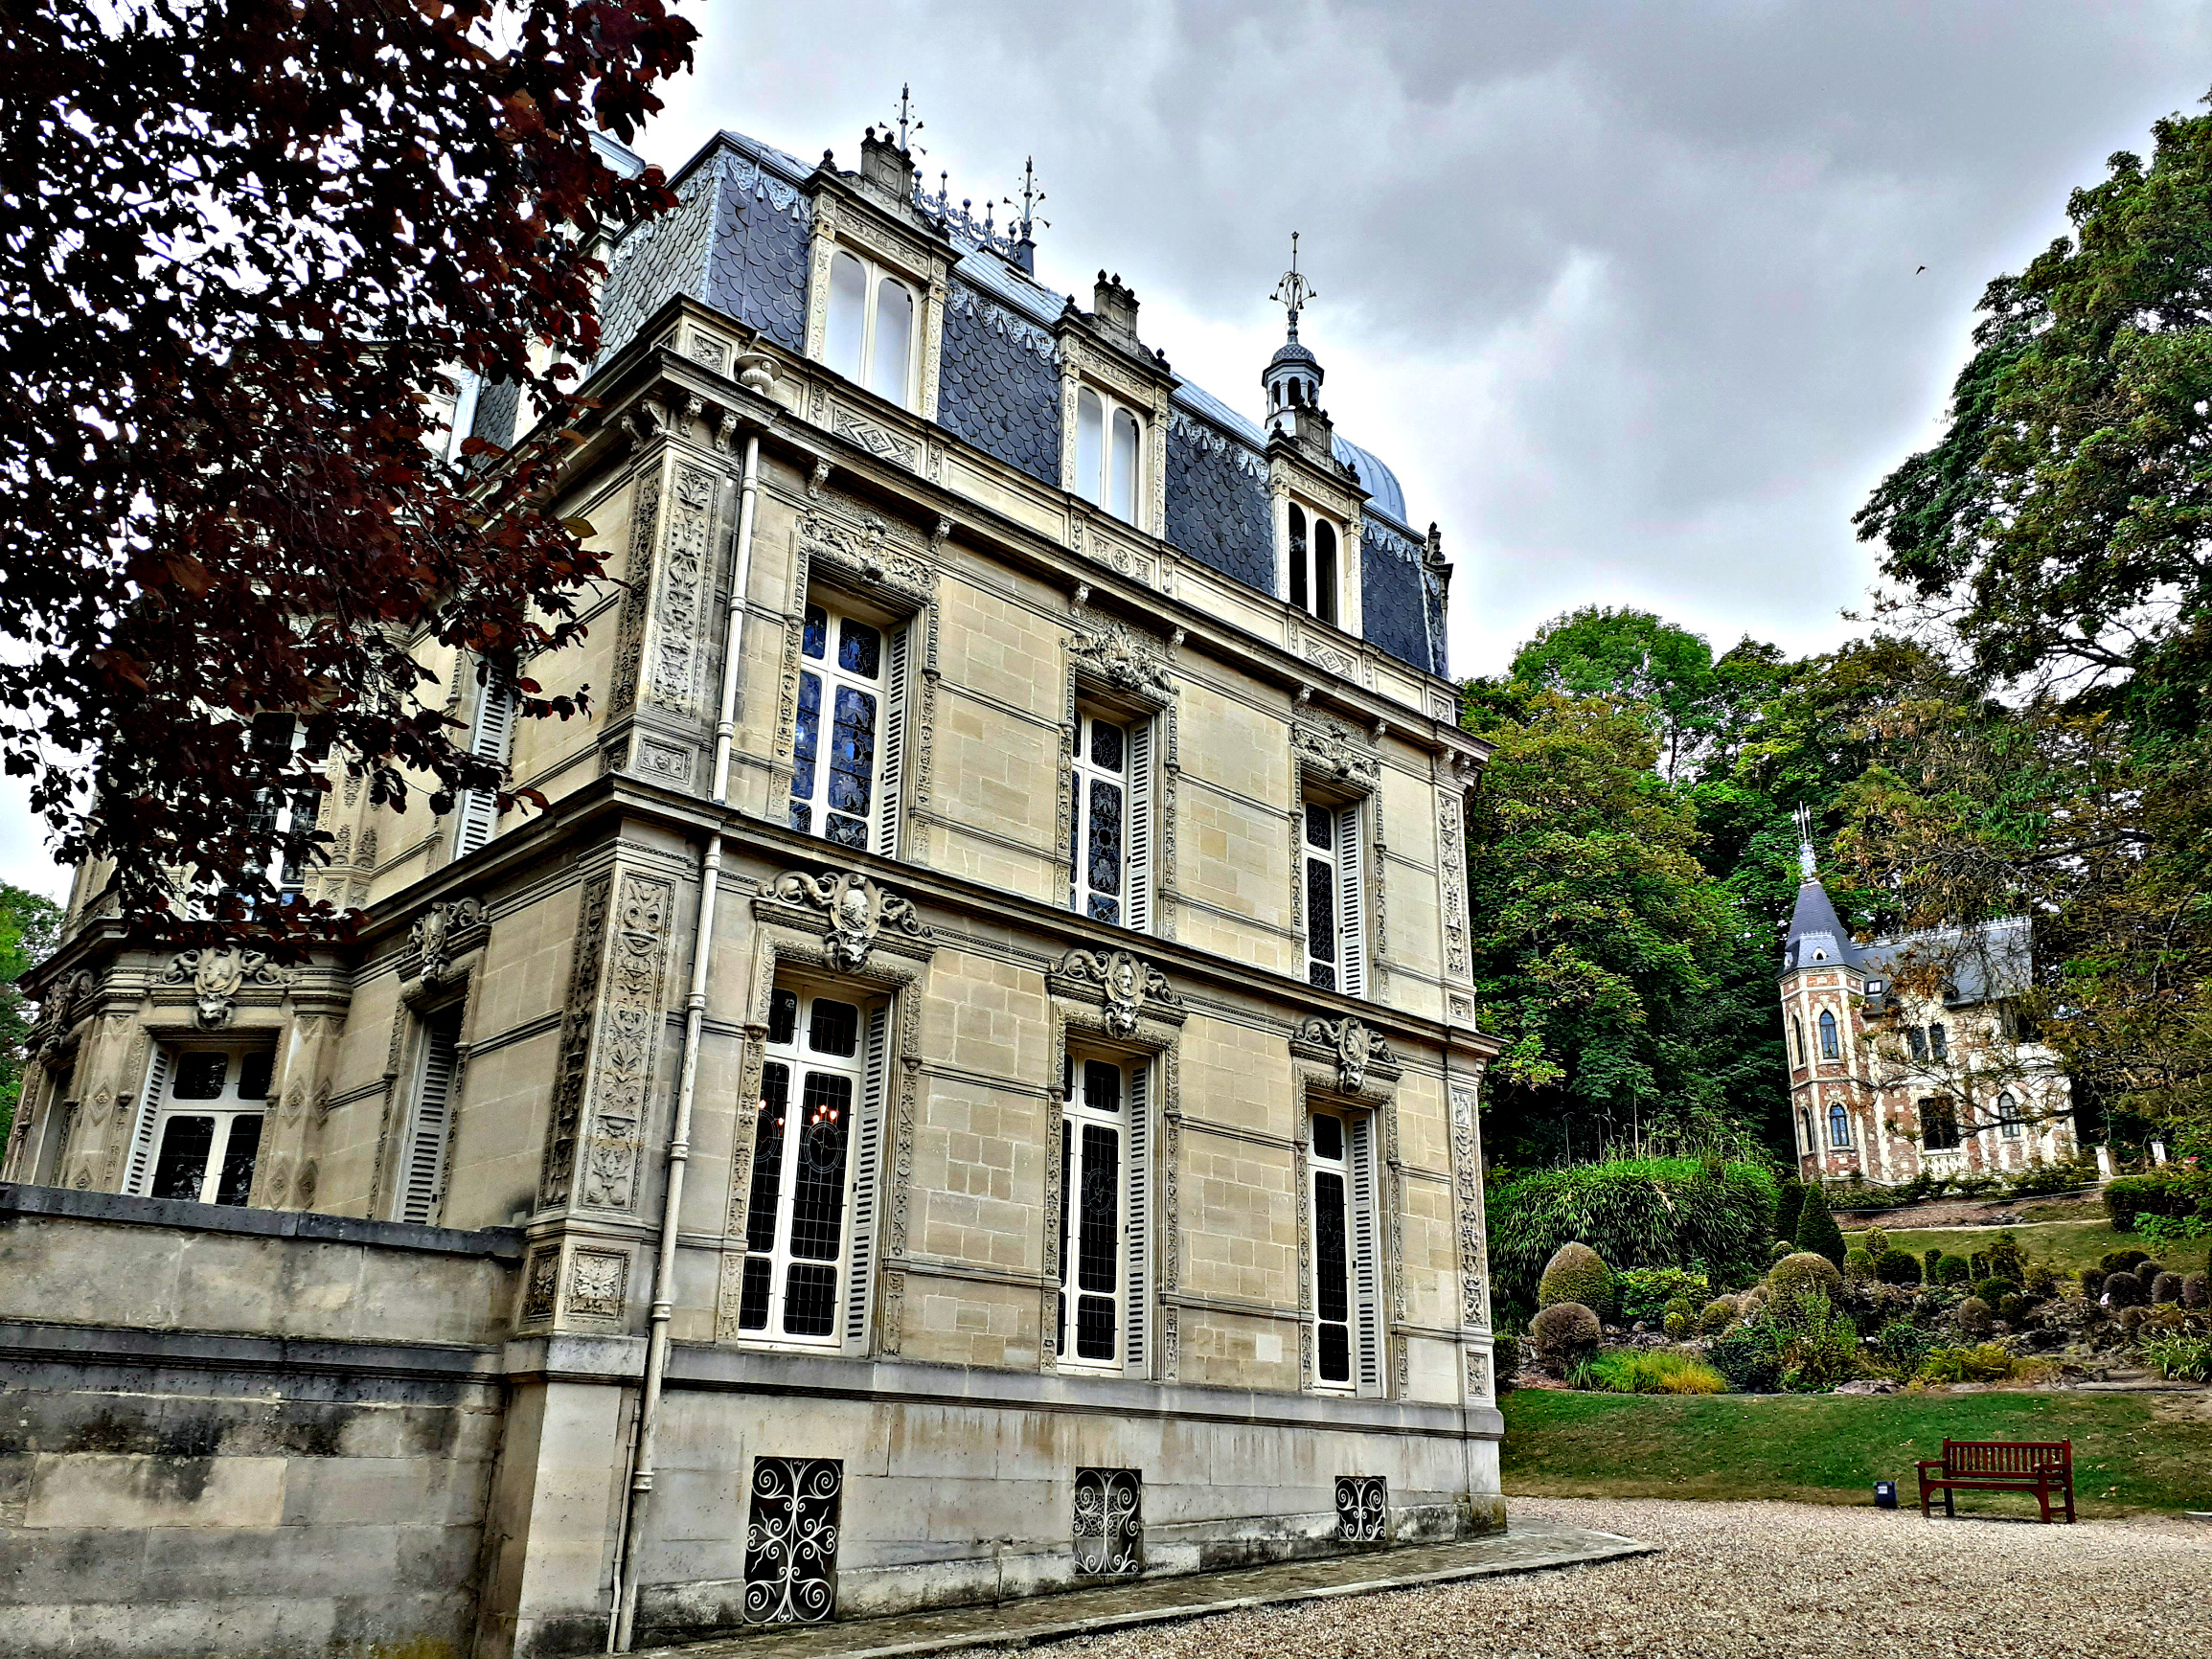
[1770,1251,1845,1306]
[2153,1271,2182,1305]
[1845,1247,1877,1283]
[2100,1248,2153,1276]
[2181,1273,2208,1311]
[1538,1242,1616,1321]
[1924,1247,1944,1281]
[1875,1248,1923,1285]
[1973,1277,2013,1307]
[1793,1184,1847,1270]
[1487,1157,1778,1318]
[1864,1225,1890,1260]
[1936,1254,1972,1286]
[1529,1302,1601,1375]
[2105,1270,2146,1307]
[1769,1239,1795,1263]
[1662,1310,1689,1339]
[1996,1292,2029,1324]
[1985,1232,2024,1283]
[1774,1180,1806,1244]
[2080,1266,2107,1299]
[2024,1263,2057,1300]
[1953,1295,1994,1337]
[1697,1295,1742,1335]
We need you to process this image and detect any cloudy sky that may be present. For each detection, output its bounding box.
[4,2,2208,898]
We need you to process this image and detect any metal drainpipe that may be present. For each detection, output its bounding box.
[611,430,762,1651]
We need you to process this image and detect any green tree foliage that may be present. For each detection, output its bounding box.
[1793,1183,1848,1269]
[1774,1180,1806,1244]
[0,884,63,1148]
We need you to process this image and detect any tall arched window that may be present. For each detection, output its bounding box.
[1829,1102,1850,1148]
[1817,1009,1838,1059]
[1927,1022,1948,1061]
[1072,387,1145,524]
[1790,1016,1804,1066]
[1996,1091,2021,1139]
[821,249,918,410]
[1798,1108,1813,1153]
[1287,502,1341,625]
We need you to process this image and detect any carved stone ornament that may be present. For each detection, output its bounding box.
[408,897,488,984]
[802,511,935,604]
[1294,1013,1395,1094]
[28,969,94,1059]
[1053,948,1183,1038]
[161,947,293,1030]
[1068,619,1175,698]
[1292,718,1380,790]
[768,870,931,973]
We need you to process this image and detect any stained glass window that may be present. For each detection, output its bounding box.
[788,600,890,853]
[1060,1056,1129,1371]
[1070,714,1134,926]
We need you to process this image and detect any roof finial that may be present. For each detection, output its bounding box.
[1003,155,1049,244]
[1270,230,1316,342]
[887,82,924,155]
[1794,803,1817,883]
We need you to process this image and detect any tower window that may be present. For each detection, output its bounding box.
[1816,1009,1838,1059]
[1828,1102,1851,1148]
[1996,1091,2022,1139]
[1287,504,1339,627]
[823,249,919,410]
[1920,1097,1961,1152]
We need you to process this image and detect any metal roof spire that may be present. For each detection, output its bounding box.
[1794,803,1818,883]
[887,83,924,155]
[1270,230,1316,342]
[1004,156,1048,244]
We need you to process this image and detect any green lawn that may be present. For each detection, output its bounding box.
[1844,1217,2154,1277]
[1500,1388,2211,1516]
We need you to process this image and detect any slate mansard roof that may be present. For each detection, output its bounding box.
[1782,871,2035,1007]
[580,128,1450,679]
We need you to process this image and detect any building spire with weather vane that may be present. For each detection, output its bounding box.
[1794,803,1818,884]
[1263,232,1326,441]
[1270,230,1316,342]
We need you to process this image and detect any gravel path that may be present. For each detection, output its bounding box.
[969,1497,2212,1659]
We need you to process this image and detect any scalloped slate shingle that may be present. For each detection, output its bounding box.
[1361,523,1435,675]
[469,378,522,452]
[1166,421,1275,596]
[938,280,1060,485]
[701,156,810,352]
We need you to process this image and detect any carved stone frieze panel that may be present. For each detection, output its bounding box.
[1438,791,1471,981]
[1049,948,1185,1039]
[764,869,931,974]
[1067,617,1175,700]
[158,948,294,1030]
[406,897,488,986]
[1290,1014,1398,1097]
[1292,718,1380,791]
[609,466,665,714]
[830,403,920,471]
[646,461,723,716]
[567,1249,631,1320]
[1449,1080,1490,1330]
[799,508,937,609]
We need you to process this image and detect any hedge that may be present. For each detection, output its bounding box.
[2105,1170,2212,1233]
[1487,1157,1779,1319]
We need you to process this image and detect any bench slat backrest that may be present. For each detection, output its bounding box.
[1944,1439,2070,1477]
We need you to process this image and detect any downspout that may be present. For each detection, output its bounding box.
[611,427,763,1651]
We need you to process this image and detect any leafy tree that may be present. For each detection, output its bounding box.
[0,884,63,1149]
[1510,606,1720,783]
[1,0,696,943]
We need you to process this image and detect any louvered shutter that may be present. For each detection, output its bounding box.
[845,1003,891,1347]
[1124,1062,1150,1374]
[455,682,516,857]
[1349,1113,1381,1397]
[399,1011,462,1224]
[1336,802,1366,998]
[1125,719,1153,934]
[123,1048,171,1197]
[875,624,910,857]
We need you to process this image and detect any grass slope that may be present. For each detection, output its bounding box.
[1500,1389,2211,1516]
[1844,1218,2144,1276]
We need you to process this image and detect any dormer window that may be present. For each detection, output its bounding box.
[1074,387,1144,522]
[824,249,918,409]
[1288,504,1339,627]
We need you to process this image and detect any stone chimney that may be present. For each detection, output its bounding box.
[857,125,915,208]
[1092,271,1139,341]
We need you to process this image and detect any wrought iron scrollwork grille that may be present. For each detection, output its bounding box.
[743,1457,843,1624]
[1072,1466,1143,1575]
[1335,1474,1387,1542]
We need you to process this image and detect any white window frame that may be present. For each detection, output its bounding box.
[788,594,909,857]
[1301,797,1367,997]
[395,1003,465,1225]
[734,985,888,1351]
[1286,501,1344,628]
[1059,1050,1150,1375]
[822,247,921,411]
[1072,385,1146,524]
[1308,1108,1357,1395]
[1069,707,1154,932]
[1828,1102,1851,1148]
[125,1041,275,1207]
[1996,1091,2022,1139]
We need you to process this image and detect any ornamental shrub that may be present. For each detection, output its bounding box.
[1571,1348,1726,1395]
[1919,1342,2013,1383]
[2079,1266,2107,1299]
[1996,1292,2029,1324]
[1873,1318,1930,1372]
[1770,1251,1845,1306]
[1529,1303,1601,1375]
[2100,1248,2153,1276]
[1936,1254,1972,1285]
[1953,1295,1994,1337]
[1973,1277,2014,1307]
[2024,1263,2057,1300]
[1768,1239,1795,1263]
[1875,1248,1923,1285]
[1662,1310,1689,1338]
[1985,1232,2024,1284]
[2104,1270,2146,1307]
[1844,1247,1877,1283]
[2141,1333,2212,1383]
[1924,1247,1943,1280]
[1493,1334,1521,1388]
[1614,1266,1711,1326]
[1697,1295,1742,1335]
[1793,1184,1847,1270]
[1863,1225,1890,1260]
[2183,1273,2209,1311]
[1969,1252,1989,1280]
[2152,1271,2182,1304]
[1486,1157,1778,1318]
[1775,1180,1806,1244]
[1538,1242,1616,1321]
[2104,1169,2212,1232]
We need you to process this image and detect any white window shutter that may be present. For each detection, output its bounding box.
[1124,1062,1150,1374]
[1125,719,1153,933]
[124,1048,171,1197]
[874,623,910,858]
[455,680,516,857]
[1336,802,1366,999]
[845,1003,891,1346]
[399,1011,462,1225]
[1350,1113,1381,1397]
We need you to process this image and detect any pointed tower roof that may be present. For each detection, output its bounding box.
[1781,806,1859,974]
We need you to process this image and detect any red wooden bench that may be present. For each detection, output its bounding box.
[1916,1438,2074,1523]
